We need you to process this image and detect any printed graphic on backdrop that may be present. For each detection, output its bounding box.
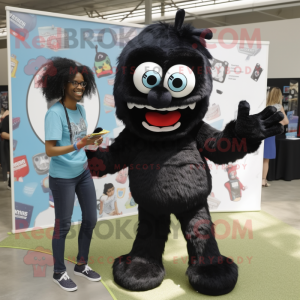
[204,103,221,121]
[27,63,100,144]
[11,54,18,77]
[32,153,50,175]
[97,183,123,218]
[15,201,34,230]
[224,164,246,202]
[211,58,228,83]
[24,56,49,75]
[207,192,221,210]
[237,42,261,60]
[8,8,143,232]
[13,155,29,182]
[13,139,18,151]
[38,25,70,51]
[94,45,113,78]
[205,39,269,212]
[251,63,263,82]
[10,12,37,41]
[8,8,269,231]
[23,182,38,197]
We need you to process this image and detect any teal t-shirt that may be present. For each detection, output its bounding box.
[45,102,88,179]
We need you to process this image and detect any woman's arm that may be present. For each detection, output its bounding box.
[45,110,103,157]
[279,106,289,126]
[1,132,9,140]
[99,201,103,215]
[85,127,138,177]
[1,110,9,119]
[45,140,75,157]
[45,135,103,157]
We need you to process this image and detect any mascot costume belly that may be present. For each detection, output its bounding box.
[86,9,283,296]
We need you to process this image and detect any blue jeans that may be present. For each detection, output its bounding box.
[49,169,97,273]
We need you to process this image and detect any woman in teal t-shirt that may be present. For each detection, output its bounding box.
[41,57,103,292]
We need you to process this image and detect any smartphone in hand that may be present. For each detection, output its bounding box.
[88,128,110,139]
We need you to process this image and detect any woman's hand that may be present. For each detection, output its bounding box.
[77,135,103,149]
[85,135,103,146]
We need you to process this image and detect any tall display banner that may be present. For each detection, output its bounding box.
[7,6,269,233]
[7,7,143,233]
[205,39,269,212]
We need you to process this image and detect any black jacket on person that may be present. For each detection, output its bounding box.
[0,115,10,170]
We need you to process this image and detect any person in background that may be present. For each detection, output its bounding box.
[262,87,289,187]
[98,183,122,217]
[40,57,103,292]
[0,108,10,189]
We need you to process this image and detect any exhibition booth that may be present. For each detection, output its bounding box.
[7,7,270,233]
[0,5,299,300]
[266,78,300,181]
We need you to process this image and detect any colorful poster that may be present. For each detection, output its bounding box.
[15,202,34,230]
[7,7,143,232]
[205,39,270,212]
[286,111,299,138]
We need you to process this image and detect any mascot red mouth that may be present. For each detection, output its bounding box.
[145,111,181,127]
[127,102,196,132]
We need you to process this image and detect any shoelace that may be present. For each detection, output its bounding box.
[59,271,70,282]
[83,264,92,274]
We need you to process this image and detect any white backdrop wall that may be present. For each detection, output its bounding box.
[205,40,269,212]
[7,7,269,232]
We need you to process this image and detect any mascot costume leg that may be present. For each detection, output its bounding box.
[86,9,284,296]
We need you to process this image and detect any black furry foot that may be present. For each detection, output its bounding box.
[113,254,165,291]
[187,255,238,296]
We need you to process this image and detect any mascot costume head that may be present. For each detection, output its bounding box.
[114,9,213,141]
[87,9,284,296]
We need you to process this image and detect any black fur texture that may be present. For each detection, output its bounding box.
[86,9,284,296]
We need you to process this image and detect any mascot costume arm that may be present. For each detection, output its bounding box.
[85,127,137,177]
[197,101,283,164]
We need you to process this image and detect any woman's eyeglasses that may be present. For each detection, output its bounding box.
[68,81,87,88]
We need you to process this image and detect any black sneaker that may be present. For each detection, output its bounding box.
[74,264,101,282]
[53,271,78,292]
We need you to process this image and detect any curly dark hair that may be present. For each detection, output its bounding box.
[37,57,96,101]
[103,183,114,195]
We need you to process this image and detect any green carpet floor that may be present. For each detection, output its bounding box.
[1,211,300,299]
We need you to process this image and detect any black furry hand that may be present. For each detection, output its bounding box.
[235,101,284,141]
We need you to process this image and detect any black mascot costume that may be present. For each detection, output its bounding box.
[86,9,284,296]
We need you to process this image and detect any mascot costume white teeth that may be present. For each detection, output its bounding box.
[86,9,284,296]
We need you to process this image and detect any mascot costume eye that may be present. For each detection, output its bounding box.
[86,9,284,296]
